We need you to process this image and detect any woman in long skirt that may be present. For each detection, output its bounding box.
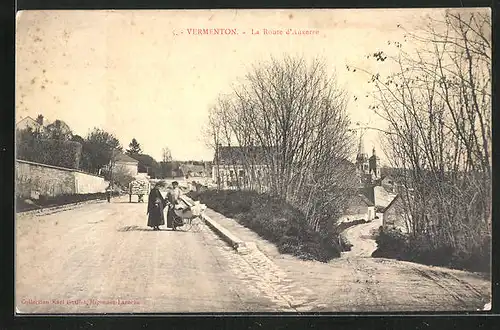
[147,182,166,230]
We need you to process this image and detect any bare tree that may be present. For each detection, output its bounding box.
[348,9,491,257]
[162,147,172,163]
[208,55,357,232]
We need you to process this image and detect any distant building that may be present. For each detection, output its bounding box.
[379,175,396,193]
[382,194,410,233]
[355,135,380,186]
[339,193,376,223]
[368,147,381,180]
[374,185,397,209]
[16,116,45,133]
[180,164,206,178]
[212,145,273,190]
[113,153,139,177]
[17,115,74,141]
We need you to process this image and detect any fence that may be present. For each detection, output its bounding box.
[16,159,109,199]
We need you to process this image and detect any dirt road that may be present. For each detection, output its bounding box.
[15,196,294,313]
[15,198,491,313]
[205,209,492,312]
[341,217,382,258]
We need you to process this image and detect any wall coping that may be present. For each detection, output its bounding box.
[16,159,105,179]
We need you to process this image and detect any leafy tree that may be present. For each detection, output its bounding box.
[159,161,173,178]
[129,153,160,178]
[16,127,82,169]
[84,128,122,174]
[45,119,73,141]
[36,114,44,125]
[126,138,142,155]
[162,147,172,163]
[71,134,92,171]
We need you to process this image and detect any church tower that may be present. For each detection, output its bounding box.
[355,132,370,186]
[369,147,380,180]
[355,133,368,173]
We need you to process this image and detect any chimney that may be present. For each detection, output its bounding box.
[36,114,44,125]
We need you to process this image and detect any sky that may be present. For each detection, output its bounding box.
[15,8,487,163]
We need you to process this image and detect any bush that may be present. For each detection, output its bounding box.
[16,192,114,212]
[187,190,341,262]
[371,226,490,273]
[335,219,368,233]
[372,226,409,259]
[17,132,82,169]
[339,234,353,252]
[102,167,135,190]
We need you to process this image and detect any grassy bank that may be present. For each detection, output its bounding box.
[372,226,491,274]
[187,190,342,262]
[16,192,120,212]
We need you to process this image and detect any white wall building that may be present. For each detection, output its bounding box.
[113,153,139,177]
[16,116,45,133]
[212,146,272,190]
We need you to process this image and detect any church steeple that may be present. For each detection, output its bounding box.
[369,146,380,180]
[357,134,365,157]
[355,132,369,176]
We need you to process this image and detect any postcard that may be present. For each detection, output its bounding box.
[15,8,491,314]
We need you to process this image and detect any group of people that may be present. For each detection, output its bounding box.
[146,181,183,231]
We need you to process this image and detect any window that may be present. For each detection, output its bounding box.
[239,169,245,177]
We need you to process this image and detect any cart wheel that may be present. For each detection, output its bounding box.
[190,217,203,232]
[179,218,192,231]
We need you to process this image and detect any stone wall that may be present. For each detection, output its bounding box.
[74,172,108,194]
[16,160,107,198]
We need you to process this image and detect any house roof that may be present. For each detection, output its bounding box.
[380,174,395,181]
[383,194,400,213]
[214,146,273,165]
[16,116,42,128]
[115,153,139,163]
[358,194,375,207]
[344,189,375,207]
[357,186,375,204]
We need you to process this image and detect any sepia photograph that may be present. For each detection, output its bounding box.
[15,8,491,314]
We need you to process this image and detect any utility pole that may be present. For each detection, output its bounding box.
[214,132,221,191]
[110,148,115,189]
[106,145,117,202]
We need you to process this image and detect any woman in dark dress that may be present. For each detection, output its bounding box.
[147,182,166,231]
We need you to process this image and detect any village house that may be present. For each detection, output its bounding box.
[212,145,272,190]
[380,175,397,193]
[382,194,410,233]
[16,115,45,133]
[112,153,139,177]
[373,185,398,209]
[180,163,206,178]
[338,193,376,223]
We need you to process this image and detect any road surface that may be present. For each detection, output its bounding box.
[15,196,295,313]
[15,197,491,313]
[341,217,382,258]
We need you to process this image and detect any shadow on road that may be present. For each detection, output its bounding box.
[112,201,147,204]
[117,225,190,233]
